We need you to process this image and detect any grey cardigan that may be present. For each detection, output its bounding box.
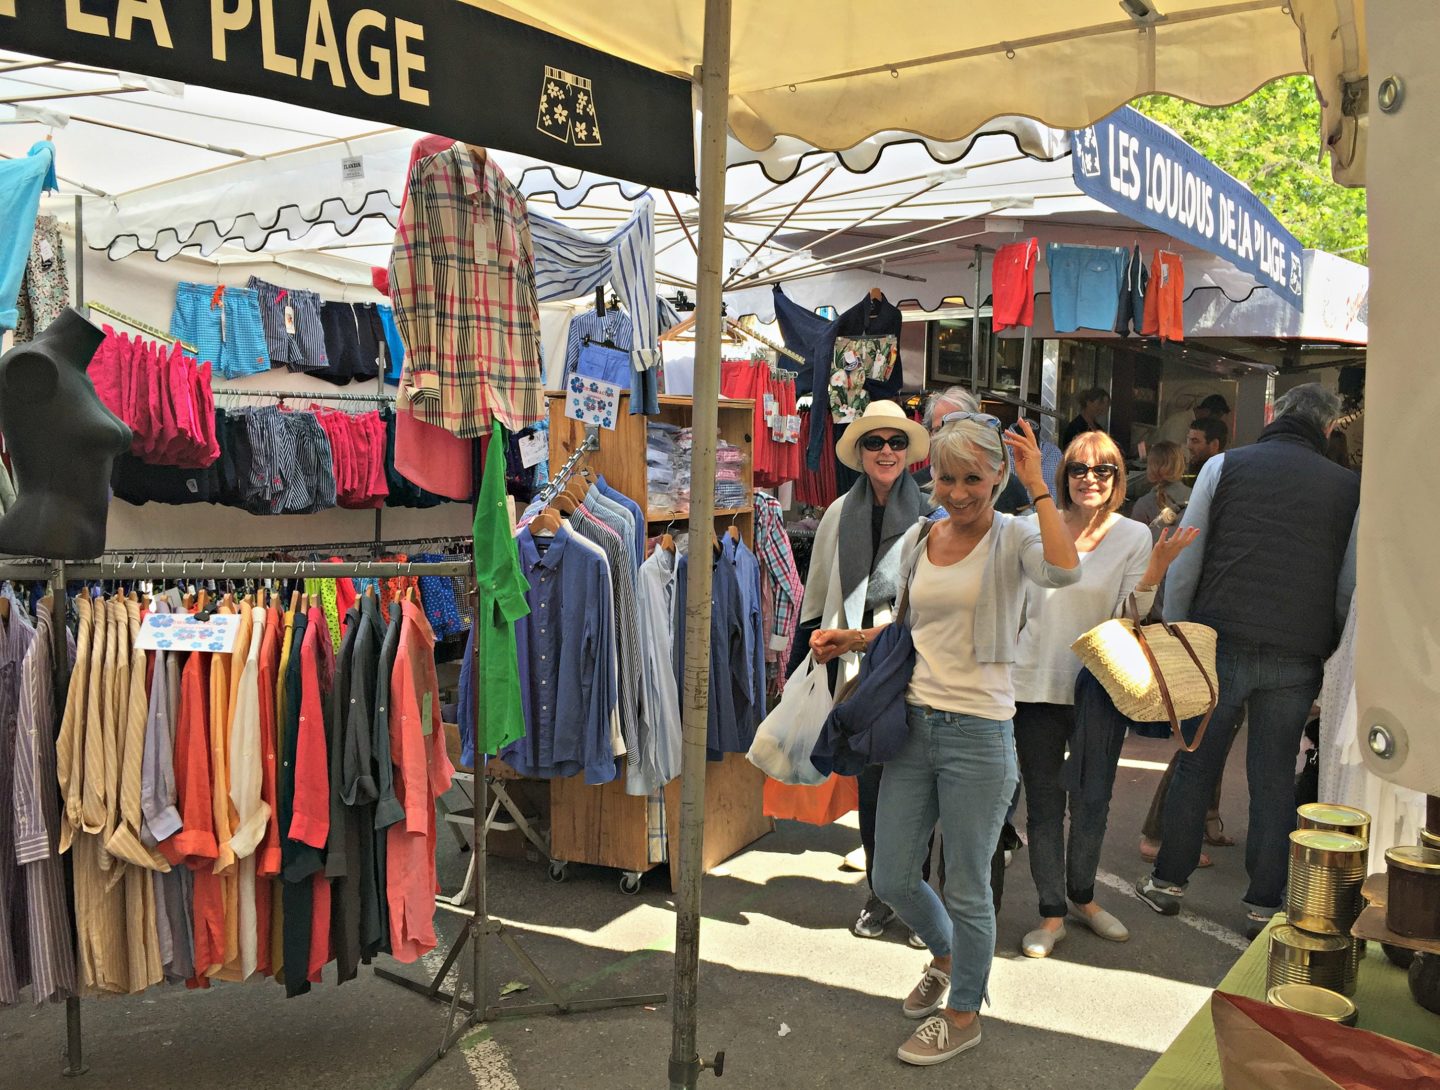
[896,512,1081,665]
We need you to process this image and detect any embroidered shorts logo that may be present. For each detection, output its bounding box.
[538,66,602,147]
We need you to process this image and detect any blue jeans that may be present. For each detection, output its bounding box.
[1153,637,1324,912]
[873,706,1018,1012]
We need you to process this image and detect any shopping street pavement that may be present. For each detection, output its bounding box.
[3,730,1256,1089]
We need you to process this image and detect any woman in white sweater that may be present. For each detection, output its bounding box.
[1011,430,1197,959]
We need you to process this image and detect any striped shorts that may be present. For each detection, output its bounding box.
[246,275,328,372]
[170,282,270,379]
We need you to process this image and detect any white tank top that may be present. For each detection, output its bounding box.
[904,529,1016,720]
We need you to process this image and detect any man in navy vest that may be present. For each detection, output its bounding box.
[1135,384,1359,936]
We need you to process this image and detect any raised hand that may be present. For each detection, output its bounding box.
[1001,419,1047,492]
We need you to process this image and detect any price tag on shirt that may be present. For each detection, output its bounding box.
[784,415,801,442]
[518,431,547,468]
[284,304,297,335]
[37,238,55,270]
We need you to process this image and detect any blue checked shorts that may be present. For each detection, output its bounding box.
[170,282,270,379]
[247,275,328,373]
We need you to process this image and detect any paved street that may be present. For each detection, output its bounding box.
[3,729,1255,1089]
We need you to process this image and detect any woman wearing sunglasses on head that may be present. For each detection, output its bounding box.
[1010,431,1198,961]
[789,400,930,942]
[811,411,1079,1066]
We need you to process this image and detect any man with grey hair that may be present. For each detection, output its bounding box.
[922,385,979,430]
[1137,383,1360,936]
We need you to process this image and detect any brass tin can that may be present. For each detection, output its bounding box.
[1298,802,1372,844]
[1384,846,1440,940]
[1266,983,1358,1026]
[1341,937,1365,997]
[1287,829,1367,935]
[1267,925,1349,992]
[1420,827,1440,852]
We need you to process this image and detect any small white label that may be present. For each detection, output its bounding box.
[37,238,55,268]
[284,304,297,335]
[341,155,364,182]
[185,478,199,494]
[518,432,547,468]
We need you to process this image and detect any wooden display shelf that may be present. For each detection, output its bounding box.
[542,390,772,888]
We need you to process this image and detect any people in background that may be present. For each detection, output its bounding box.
[1154,392,1231,449]
[1184,417,1229,474]
[1011,431,1197,959]
[913,386,980,493]
[1061,388,1110,450]
[811,417,1079,1066]
[789,400,930,943]
[1137,384,1360,938]
[1129,441,1192,534]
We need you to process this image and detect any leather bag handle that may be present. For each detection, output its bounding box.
[1128,599,1217,754]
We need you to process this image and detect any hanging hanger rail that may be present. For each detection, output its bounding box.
[535,430,600,508]
[96,535,472,561]
[212,387,396,404]
[723,318,805,366]
[87,300,197,354]
[68,558,471,581]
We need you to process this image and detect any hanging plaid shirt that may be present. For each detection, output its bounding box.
[752,491,803,680]
[389,142,544,439]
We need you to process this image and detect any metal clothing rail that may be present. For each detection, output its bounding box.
[94,535,473,561]
[86,300,198,354]
[212,387,396,404]
[534,429,600,507]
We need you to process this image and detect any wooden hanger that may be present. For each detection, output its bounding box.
[727,524,741,543]
[0,595,10,622]
[553,492,579,516]
[658,531,675,554]
[289,589,301,615]
[463,142,487,167]
[529,508,563,536]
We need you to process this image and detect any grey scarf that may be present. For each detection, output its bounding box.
[837,471,923,627]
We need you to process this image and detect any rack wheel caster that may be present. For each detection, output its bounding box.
[547,860,569,883]
[619,872,642,895]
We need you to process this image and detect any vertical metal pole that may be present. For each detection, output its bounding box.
[670,2,731,1087]
[970,246,983,394]
[1018,325,1034,421]
[72,197,84,309]
[472,581,487,1025]
[1039,339,1060,448]
[52,562,86,1078]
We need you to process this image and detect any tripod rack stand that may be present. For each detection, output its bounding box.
[14,550,663,1086]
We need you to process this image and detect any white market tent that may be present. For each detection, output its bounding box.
[8,5,1432,1088]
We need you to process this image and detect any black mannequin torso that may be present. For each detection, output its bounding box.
[0,307,131,559]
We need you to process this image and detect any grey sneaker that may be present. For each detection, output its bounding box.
[902,964,950,1019]
[1135,874,1184,916]
[897,1015,981,1066]
[907,929,927,949]
[852,895,895,938]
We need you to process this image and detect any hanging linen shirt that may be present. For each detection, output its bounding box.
[389,141,544,439]
[0,587,37,1005]
[0,141,57,332]
[346,594,388,960]
[226,605,268,982]
[11,597,77,1005]
[726,535,768,733]
[502,527,618,784]
[634,547,683,793]
[583,486,640,573]
[386,600,454,963]
[674,548,752,760]
[753,492,803,668]
[531,195,662,416]
[463,425,529,764]
[596,476,646,571]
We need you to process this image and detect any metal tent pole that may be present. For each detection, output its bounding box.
[669,1,731,1087]
[970,246,983,393]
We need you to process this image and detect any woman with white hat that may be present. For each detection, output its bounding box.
[812,413,1080,1066]
[789,399,930,941]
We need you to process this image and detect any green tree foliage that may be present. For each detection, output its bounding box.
[1136,77,1367,263]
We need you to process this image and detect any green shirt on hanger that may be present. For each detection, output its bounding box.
[473,423,531,755]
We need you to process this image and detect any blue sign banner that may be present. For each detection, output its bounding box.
[1072,106,1303,310]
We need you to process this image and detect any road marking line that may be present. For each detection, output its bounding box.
[1118,757,1170,772]
[1096,868,1250,952]
[460,1029,521,1090]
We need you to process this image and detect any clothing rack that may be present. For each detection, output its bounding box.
[534,429,600,507]
[12,547,659,1085]
[96,536,473,562]
[212,387,396,404]
[85,300,198,354]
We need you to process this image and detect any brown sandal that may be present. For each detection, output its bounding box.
[1204,816,1237,847]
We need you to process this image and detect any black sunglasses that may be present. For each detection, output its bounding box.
[860,434,911,452]
[1066,461,1119,481]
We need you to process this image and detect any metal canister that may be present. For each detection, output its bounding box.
[1298,802,1372,844]
[1342,937,1365,997]
[1266,983,1359,1026]
[1268,925,1349,991]
[1287,829,1367,935]
[1420,827,1440,852]
[1384,846,1440,940]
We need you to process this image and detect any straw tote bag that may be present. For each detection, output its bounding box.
[1070,594,1219,752]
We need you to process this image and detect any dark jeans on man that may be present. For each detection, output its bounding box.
[1014,697,1128,919]
[1153,636,1324,913]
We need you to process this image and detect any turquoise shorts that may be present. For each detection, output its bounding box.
[170,282,270,379]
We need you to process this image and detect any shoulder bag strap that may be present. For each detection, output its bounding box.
[1130,619,1217,754]
[893,521,933,626]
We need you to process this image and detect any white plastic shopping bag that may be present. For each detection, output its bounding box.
[747,654,831,786]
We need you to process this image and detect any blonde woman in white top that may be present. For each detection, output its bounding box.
[1010,430,1197,960]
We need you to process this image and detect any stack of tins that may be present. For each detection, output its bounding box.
[1266,803,1370,998]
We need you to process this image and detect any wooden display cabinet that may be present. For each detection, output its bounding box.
[544,391,774,892]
